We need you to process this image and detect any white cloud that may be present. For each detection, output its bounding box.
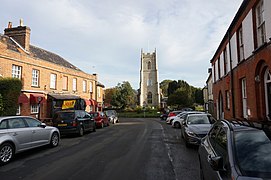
[0,0,243,89]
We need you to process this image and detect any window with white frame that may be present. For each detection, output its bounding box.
[238,27,244,62]
[50,73,57,89]
[256,0,266,47]
[62,76,68,90]
[241,78,248,118]
[218,57,221,79]
[89,82,93,92]
[83,80,87,92]
[16,105,21,115]
[224,49,228,74]
[32,69,39,87]
[31,104,39,114]
[226,90,230,110]
[12,65,22,79]
[73,78,77,91]
[97,87,101,98]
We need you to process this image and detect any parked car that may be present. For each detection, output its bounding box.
[0,116,60,165]
[160,112,169,121]
[171,111,203,128]
[89,111,109,128]
[52,110,95,136]
[105,110,119,124]
[198,119,271,180]
[166,110,183,124]
[181,113,215,147]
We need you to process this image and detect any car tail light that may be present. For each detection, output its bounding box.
[168,112,175,117]
[72,121,77,126]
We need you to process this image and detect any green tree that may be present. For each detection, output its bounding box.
[111,81,136,109]
[160,80,172,97]
[194,88,204,104]
[168,80,179,96]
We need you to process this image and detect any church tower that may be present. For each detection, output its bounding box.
[139,49,160,107]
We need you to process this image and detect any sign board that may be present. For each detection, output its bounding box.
[62,100,76,109]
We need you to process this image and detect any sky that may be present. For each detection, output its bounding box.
[0,0,243,90]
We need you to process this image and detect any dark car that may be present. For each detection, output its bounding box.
[105,110,119,124]
[181,113,215,147]
[52,110,95,136]
[198,120,271,180]
[89,111,109,128]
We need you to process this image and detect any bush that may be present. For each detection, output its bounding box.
[0,78,22,116]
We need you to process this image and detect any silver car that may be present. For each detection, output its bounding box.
[0,116,60,165]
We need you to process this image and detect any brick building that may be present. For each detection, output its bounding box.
[211,0,271,121]
[0,20,104,122]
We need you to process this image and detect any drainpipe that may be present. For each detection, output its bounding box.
[228,31,235,119]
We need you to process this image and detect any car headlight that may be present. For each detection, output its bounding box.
[186,130,196,137]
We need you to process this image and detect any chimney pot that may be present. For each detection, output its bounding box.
[8,22,12,28]
[20,19,23,26]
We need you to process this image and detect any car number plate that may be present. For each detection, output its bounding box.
[58,124,67,126]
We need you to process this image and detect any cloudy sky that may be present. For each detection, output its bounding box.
[1,0,243,89]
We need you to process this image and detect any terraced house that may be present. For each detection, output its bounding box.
[211,0,271,121]
[0,20,104,122]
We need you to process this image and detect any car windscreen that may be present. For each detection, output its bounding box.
[234,129,271,178]
[187,115,210,124]
[54,112,75,120]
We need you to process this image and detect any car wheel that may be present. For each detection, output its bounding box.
[174,122,181,128]
[78,126,84,136]
[93,125,96,132]
[0,143,14,165]
[50,132,59,147]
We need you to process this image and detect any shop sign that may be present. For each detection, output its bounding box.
[62,100,76,109]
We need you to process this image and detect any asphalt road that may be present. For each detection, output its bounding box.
[0,118,200,180]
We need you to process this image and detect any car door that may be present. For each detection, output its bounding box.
[7,117,33,151]
[200,124,221,179]
[81,111,91,130]
[23,117,50,146]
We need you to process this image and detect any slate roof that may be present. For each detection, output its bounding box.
[0,34,20,53]
[0,34,82,71]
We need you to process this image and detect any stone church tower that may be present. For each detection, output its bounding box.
[139,49,160,107]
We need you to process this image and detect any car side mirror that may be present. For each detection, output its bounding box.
[39,123,46,128]
[208,155,224,171]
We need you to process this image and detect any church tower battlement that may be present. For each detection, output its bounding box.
[139,49,160,107]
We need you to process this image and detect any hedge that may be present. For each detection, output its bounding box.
[0,77,22,116]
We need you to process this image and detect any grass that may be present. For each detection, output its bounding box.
[118,111,161,118]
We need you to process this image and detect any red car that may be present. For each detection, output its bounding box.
[89,112,109,128]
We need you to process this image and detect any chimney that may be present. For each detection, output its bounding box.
[4,19,31,52]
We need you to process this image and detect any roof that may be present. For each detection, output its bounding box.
[48,93,80,100]
[0,34,82,71]
[30,45,82,71]
[0,34,20,53]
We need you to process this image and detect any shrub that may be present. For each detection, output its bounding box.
[0,78,22,116]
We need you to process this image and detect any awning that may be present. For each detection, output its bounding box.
[30,93,45,104]
[18,93,29,104]
[85,99,91,106]
[89,99,97,106]
[48,93,80,100]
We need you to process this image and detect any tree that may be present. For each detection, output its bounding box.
[160,80,172,97]
[168,80,179,96]
[110,81,136,109]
